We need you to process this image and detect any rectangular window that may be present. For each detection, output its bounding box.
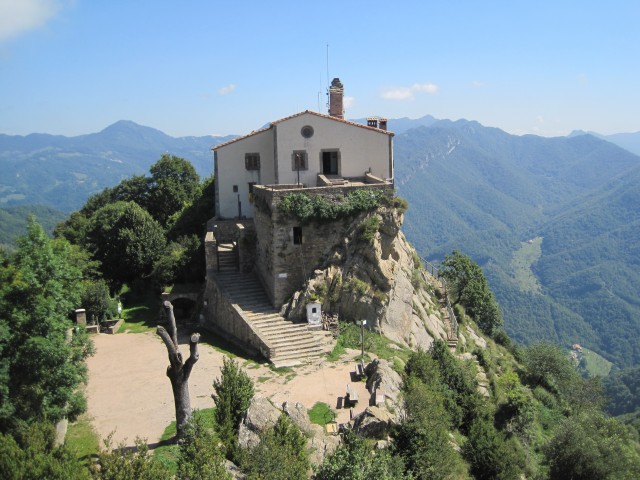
[233,185,238,193]
[292,151,308,171]
[245,153,260,170]
[293,226,302,245]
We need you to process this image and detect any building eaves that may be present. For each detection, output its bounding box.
[212,110,394,151]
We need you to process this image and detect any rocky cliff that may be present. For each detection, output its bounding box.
[282,204,453,350]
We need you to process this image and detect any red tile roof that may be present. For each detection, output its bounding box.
[212,110,394,150]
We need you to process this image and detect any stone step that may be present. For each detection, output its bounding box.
[248,313,282,322]
[271,349,324,365]
[258,322,308,333]
[270,337,319,349]
[229,292,271,303]
[265,330,315,342]
[241,306,277,315]
[267,327,314,337]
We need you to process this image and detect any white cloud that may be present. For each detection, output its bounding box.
[381,82,439,101]
[536,115,544,124]
[217,84,236,95]
[0,0,61,43]
[343,96,355,109]
[471,80,486,88]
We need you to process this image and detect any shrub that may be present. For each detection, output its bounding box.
[358,215,380,243]
[278,189,385,222]
[212,357,255,461]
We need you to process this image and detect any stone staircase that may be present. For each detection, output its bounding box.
[214,243,324,367]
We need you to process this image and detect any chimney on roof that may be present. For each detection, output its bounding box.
[328,78,344,119]
[367,117,378,128]
[379,118,388,131]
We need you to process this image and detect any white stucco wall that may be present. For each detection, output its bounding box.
[274,113,393,185]
[214,111,393,220]
[215,129,275,219]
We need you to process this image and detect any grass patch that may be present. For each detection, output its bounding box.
[579,347,613,377]
[269,364,295,375]
[257,376,271,383]
[334,322,412,364]
[308,402,336,426]
[120,289,159,334]
[510,237,543,294]
[66,414,100,469]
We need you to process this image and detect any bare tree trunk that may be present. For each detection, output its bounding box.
[157,300,200,440]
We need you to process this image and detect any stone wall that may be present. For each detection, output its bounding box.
[252,183,394,308]
[202,274,274,359]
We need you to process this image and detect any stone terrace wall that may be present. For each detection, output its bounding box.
[252,183,394,307]
[202,273,273,359]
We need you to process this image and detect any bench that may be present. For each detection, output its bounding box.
[355,363,365,380]
[346,383,359,406]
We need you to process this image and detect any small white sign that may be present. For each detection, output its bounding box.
[278,273,288,279]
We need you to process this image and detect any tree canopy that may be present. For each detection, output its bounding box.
[440,250,503,336]
[0,218,93,431]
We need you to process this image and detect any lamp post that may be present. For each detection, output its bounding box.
[360,319,367,368]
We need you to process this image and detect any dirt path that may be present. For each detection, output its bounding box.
[85,331,370,446]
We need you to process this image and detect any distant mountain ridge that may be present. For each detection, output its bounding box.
[3,117,640,369]
[0,120,235,212]
[393,119,640,367]
[569,129,640,156]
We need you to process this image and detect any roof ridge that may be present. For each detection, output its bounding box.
[213,110,393,150]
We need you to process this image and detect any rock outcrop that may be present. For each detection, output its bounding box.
[238,396,339,466]
[283,205,452,350]
[351,406,396,439]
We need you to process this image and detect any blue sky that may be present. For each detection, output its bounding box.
[1,0,639,138]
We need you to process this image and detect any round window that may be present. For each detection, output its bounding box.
[301,125,314,138]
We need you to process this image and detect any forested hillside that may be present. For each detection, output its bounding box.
[0,121,233,212]
[3,117,640,370]
[394,120,640,367]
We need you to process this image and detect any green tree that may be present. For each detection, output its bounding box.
[92,435,170,480]
[244,413,309,480]
[176,411,231,480]
[0,422,88,480]
[440,250,502,335]
[211,357,254,460]
[0,218,93,431]
[463,416,526,480]
[395,378,466,480]
[87,201,166,290]
[81,279,116,325]
[147,154,200,226]
[522,342,578,392]
[315,429,409,480]
[544,411,640,480]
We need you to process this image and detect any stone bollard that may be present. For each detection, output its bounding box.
[75,309,86,326]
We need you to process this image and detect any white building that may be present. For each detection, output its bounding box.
[213,78,394,219]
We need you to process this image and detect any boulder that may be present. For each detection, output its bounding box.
[238,396,281,449]
[282,401,312,434]
[225,460,246,480]
[351,406,395,439]
[307,424,341,466]
[365,359,403,403]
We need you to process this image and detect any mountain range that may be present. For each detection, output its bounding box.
[0,120,234,213]
[1,118,640,369]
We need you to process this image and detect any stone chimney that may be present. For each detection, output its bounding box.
[379,118,388,131]
[367,117,378,128]
[328,77,344,119]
